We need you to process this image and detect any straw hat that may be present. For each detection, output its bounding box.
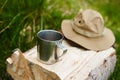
[61,9,115,51]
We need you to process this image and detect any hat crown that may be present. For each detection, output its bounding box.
[72,9,104,37]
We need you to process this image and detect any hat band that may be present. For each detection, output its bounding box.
[71,22,103,37]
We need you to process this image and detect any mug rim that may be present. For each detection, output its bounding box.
[37,30,64,42]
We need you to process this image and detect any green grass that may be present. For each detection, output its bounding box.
[0,0,120,79]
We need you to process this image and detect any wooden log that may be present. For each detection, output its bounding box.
[6,40,116,80]
[6,49,60,80]
[6,49,34,80]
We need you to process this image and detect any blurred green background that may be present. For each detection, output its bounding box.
[0,0,120,80]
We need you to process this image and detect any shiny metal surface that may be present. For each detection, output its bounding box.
[37,30,67,64]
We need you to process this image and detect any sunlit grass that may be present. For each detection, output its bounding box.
[0,0,120,79]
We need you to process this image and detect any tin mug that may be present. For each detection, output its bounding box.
[37,30,67,64]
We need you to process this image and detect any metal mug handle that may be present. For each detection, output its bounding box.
[56,42,67,58]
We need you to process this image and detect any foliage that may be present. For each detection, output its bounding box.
[0,0,120,79]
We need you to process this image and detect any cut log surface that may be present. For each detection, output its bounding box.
[6,40,116,80]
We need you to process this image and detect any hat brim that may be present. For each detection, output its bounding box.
[61,20,115,51]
